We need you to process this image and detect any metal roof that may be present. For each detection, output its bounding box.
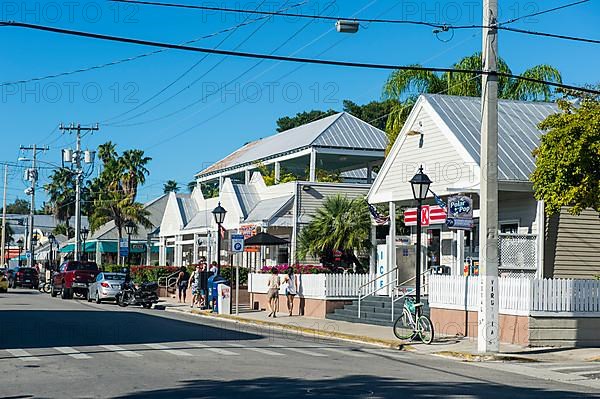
[243,195,293,224]
[425,94,558,181]
[233,183,261,218]
[197,112,387,177]
[176,194,197,226]
[182,208,213,230]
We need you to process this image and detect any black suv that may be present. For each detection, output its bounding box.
[9,267,39,289]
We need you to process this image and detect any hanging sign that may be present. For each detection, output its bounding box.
[446,195,474,230]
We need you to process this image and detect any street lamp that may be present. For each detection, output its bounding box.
[17,238,24,267]
[80,227,89,261]
[124,221,136,269]
[409,165,432,315]
[48,233,56,270]
[212,202,227,275]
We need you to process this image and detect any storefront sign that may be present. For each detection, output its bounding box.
[404,205,446,226]
[446,195,473,230]
[239,224,259,253]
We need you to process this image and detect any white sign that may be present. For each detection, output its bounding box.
[376,243,389,296]
[217,284,231,314]
[231,234,244,253]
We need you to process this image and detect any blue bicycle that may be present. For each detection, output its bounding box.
[393,297,434,344]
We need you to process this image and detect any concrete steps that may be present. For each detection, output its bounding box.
[326,296,430,327]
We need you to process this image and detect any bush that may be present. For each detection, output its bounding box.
[219,266,249,285]
[259,264,331,274]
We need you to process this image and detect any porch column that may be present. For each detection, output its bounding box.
[158,237,167,266]
[218,175,224,194]
[95,241,102,266]
[535,200,545,278]
[309,149,316,182]
[370,225,377,275]
[175,235,184,266]
[456,229,465,276]
[274,162,281,184]
[366,163,373,184]
[192,233,199,264]
[146,234,152,265]
[244,169,251,184]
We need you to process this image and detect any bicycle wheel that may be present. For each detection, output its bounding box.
[393,308,415,340]
[417,315,434,344]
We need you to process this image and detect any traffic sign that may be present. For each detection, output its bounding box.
[231,234,244,253]
[119,238,129,257]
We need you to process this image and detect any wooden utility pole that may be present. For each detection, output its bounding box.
[1,165,8,266]
[478,0,500,353]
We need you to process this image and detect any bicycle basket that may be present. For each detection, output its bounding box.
[405,298,415,313]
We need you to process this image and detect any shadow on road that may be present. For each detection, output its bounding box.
[0,310,262,349]
[112,375,597,399]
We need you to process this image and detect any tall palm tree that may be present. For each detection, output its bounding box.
[163,180,180,194]
[298,195,371,268]
[98,141,117,164]
[44,168,76,237]
[187,181,197,193]
[383,52,562,151]
[120,149,151,200]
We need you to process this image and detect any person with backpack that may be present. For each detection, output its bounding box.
[175,266,190,303]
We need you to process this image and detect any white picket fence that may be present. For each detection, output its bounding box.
[429,275,600,315]
[248,273,374,298]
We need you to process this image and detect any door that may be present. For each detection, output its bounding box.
[426,228,442,270]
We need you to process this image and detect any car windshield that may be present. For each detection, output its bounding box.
[66,262,99,271]
[104,274,125,281]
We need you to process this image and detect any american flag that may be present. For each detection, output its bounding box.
[430,190,447,211]
[368,203,390,225]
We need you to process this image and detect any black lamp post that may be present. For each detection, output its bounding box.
[409,165,432,315]
[17,238,24,267]
[212,202,227,275]
[124,221,136,269]
[80,227,89,261]
[48,233,56,270]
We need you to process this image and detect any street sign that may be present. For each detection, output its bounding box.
[404,205,446,226]
[231,234,244,253]
[446,218,474,230]
[119,238,129,257]
[447,195,473,230]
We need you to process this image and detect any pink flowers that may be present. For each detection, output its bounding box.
[259,264,330,274]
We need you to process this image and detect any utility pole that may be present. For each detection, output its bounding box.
[1,165,8,266]
[60,123,98,261]
[20,144,49,267]
[478,0,500,353]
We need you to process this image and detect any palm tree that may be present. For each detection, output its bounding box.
[98,141,117,164]
[187,181,197,193]
[44,168,76,237]
[120,149,151,200]
[163,180,180,194]
[383,52,562,151]
[298,195,371,269]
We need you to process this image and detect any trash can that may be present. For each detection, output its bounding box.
[217,283,231,314]
[208,275,228,311]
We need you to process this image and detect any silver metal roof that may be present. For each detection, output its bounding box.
[425,94,558,181]
[183,208,213,230]
[243,195,294,224]
[176,194,197,226]
[197,112,387,177]
[233,184,261,218]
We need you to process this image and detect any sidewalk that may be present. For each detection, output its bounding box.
[158,296,600,363]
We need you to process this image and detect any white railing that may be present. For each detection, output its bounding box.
[429,275,600,315]
[248,273,372,299]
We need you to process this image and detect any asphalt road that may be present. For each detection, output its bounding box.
[1,289,599,399]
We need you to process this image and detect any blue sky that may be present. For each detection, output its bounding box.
[1,0,598,205]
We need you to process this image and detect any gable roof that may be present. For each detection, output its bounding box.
[196,112,387,177]
[425,94,558,181]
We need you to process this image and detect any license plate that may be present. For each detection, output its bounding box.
[72,283,86,288]
[25,280,31,283]
[112,285,121,289]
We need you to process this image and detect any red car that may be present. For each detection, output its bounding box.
[51,261,100,299]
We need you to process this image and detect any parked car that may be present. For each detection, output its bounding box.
[0,269,9,293]
[7,267,39,289]
[51,261,100,299]
[88,272,126,303]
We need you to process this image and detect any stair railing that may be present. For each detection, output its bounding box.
[158,270,180,295]
[357,267,398,318]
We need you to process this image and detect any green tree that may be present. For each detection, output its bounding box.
[531,93,600,216]
[187,181,197,193]
[298,195,371,268]
[255,163,298,186]
[276,109,337,132]
[383,52,562,151]
[342,99,399,131]
[44,168,76,237]
[120,149,151,200]
[163,180,180,194]
[4,199,30,214]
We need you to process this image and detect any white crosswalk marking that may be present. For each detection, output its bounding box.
[6,349,40,362]
[143,343,192,357]
[269,344,328,357]
[362,349,407,359]
[186,342,239,356]
[320,347,370,357]
[226,343,284,356]
[54,347,92,359]
[100,345,142,358]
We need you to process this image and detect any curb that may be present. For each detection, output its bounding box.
[165,306,408,350]
[432,350,539,363]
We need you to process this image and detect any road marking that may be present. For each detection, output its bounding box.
[568,369,600,377]
[143,343,192,357]
[6,349,40,362]
[549,365,600,372]
[54,347,92,359]
[361,349,407,359]
[320,347,370,357]
[186,342,239,356]
[269,344,328,357]
[100,345,142,358]
[226,343,284,356]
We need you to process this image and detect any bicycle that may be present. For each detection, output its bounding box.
[393,296,434,344]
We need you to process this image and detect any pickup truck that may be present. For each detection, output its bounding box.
[51,261,100,299]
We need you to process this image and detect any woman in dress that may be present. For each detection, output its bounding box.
[266,267,280,318]
[283,267,297,316]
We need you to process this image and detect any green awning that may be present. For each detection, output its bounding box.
[60,244,74,253]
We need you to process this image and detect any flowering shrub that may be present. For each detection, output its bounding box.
[259,264,331,274]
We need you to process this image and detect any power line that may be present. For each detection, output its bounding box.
[497,26,600,45]
[2,21,598,95]
[499,0,590,25]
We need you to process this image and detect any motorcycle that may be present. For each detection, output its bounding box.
[116,281,159,309]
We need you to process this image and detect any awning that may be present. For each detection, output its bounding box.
[244,232,289,246]
[60,241,149,254]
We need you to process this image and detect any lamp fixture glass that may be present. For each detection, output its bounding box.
[409,165,432,201]
[124,221,136,236]
[212,202,227,225]
[80,227,89,242]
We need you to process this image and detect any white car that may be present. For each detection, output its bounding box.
[87,272,126,304]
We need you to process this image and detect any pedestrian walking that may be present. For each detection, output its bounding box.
[209,261,218,276]
[189,264,205,308]
[266,267,280,318]
[283,267,297,316]
[175,266,190,303]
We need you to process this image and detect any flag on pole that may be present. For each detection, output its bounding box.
[368,203,390,225]
[219,225,226,239]
[430,190,447,211]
